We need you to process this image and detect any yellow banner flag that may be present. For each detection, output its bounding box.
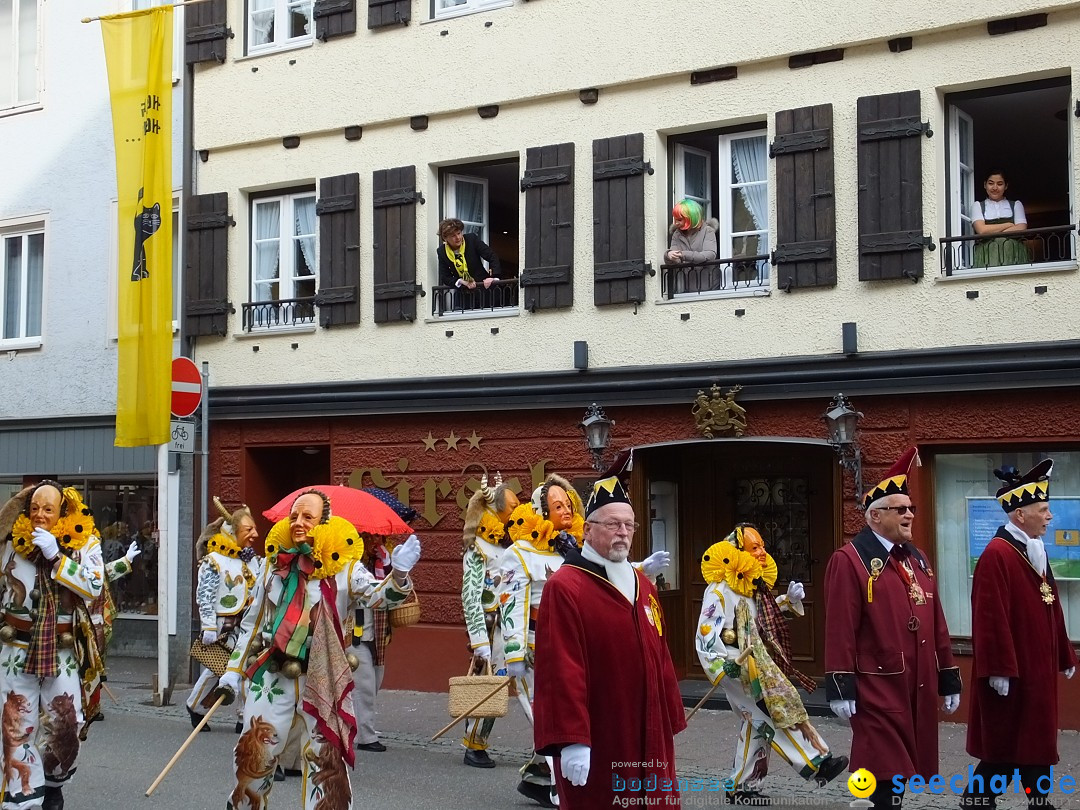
[102,7,173,447]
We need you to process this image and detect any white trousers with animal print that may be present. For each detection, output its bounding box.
[0,644,82,810]
[230,671,352,810]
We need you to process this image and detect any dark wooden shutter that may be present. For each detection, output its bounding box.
[314,173,360,327]
[314,0,356,40]
[592,133,651,306]
[185,0,229,65]
[520,143,574,312]
[368,0,410,28]
[185,192,233,337]
[371,166,423,323]
[770,104,836,290]
[857,90,932,281]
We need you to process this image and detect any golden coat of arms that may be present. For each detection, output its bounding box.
[692,384,747,438]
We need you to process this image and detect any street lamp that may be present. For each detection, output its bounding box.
[579,403,614,472]
[823,393,864,505]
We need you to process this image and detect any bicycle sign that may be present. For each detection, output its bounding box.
[169,419,195,454]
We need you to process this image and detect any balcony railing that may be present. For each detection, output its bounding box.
[432,278,520,316]
[939,225,1076,276]
[242,297,318,332]
[660,254,770,299]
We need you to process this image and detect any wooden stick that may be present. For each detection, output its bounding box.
[685,647,753,723]
[145,694,226,796]
[101,683,119,706]
[429,680,510,741]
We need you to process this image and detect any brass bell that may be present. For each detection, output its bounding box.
[59,632,75,649]
[250,636,265,652]
[267,658,281,674]
[245,655,259,670]
[281,660,303,680]
[29,589,40,603]
[0,625,16,643]
[345,653,359,672]
[720,629,737,646]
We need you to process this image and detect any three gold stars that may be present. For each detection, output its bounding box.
[420,430,484,451]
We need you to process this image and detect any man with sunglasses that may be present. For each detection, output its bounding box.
[824,447,962,809]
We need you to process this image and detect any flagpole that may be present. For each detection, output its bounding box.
[82,0,215,24]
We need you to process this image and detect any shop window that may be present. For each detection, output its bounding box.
[666,127,770,298]
[1,0,39,112]
[942,79,1075,275]
[934,449,1080,639]
[246,189,317,331]
[649,480,679,590]
[85,481,159,618]
[434,158,519,317]
[0,219,43,347]
[248,0,313,54]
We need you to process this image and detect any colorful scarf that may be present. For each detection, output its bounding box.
[245,542,314,680]
[444,240,473,283]
[25,555,60,677]
[754,581,817,694]
[301,578,357,768]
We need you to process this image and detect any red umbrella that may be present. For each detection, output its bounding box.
[263,485,412,536]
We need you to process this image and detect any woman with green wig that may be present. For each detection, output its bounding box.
[665,198,718,291]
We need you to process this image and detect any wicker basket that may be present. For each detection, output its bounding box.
[388,589,421,628]
[189,638,231,677]
[447,662,509,719]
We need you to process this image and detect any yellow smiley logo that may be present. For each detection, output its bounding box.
[848,768,877,798]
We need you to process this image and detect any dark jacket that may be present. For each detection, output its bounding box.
[437,237,501,287]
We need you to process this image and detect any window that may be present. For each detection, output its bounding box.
[649,480,679,590]
[435,158,519,317]
[0,223,43,345]
[432,0,512,21]
[247,191,317,330]
[133,0,184,81]
[934,449,1080,640]
[249,0,313,53]
[943,79,1074,275]
[84,480,159,618]
[1,0,39,111]
[666,127,770,297]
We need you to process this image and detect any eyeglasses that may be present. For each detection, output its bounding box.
[875,505,917,515]
[587,520,640,532]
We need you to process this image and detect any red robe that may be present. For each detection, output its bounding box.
[967,530,1077,765]
[533,550,687,809]
[824,528,960,779]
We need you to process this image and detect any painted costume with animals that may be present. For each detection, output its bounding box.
[0,483,105,810]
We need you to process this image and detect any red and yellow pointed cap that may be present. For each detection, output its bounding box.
[861,447,920,511]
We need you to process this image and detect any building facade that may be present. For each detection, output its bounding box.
[188,0,1080,723]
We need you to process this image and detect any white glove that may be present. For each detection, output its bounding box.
[942,694,960,714]
[830,699,856,720]
[1066,667,1076,679]
[560,743,590,787]
[989,676,1010,697]
[472,644,491,661]
[201,629,219,645]
[216,670,242,705]
[125,540,142,563]
[639,551,671,578]
[390,534,421,575]
[786,581,806,602]
[32,527,60,561]
[507,660,527,678]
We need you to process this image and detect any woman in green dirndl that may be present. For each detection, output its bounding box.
[972,169,1030,268]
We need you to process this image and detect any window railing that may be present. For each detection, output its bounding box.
[242,297,317,332]
[432,278,519,316]
[660,254,770,299]
[939,225,1076,276]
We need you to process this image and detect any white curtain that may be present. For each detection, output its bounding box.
[254,201,280,301]
[455,179,484,235]
[294,196,317,278]
[250,0,274,45]
[731,136,768,232]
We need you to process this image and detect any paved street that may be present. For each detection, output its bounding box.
[67,657,1080,810]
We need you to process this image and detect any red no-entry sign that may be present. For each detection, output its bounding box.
[171,357,203,418]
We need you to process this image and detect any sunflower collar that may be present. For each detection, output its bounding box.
[264,516,365,579]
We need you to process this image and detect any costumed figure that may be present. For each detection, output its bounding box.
[533,460,686,809]
[824,448,961,809]
[496,473,584,807]
[459,473,519,768]
[0,482,105,810]
[216,489,420,810]
[695,524,847,804]
[962,459,1077,809]
[186,498,262,733]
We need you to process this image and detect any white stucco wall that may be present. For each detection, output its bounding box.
[0,0,184,420]
[191,2,1080,386]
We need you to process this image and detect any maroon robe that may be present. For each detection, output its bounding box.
[533,550,687,809]
[824,528,960,779]
[967,530,1076,765]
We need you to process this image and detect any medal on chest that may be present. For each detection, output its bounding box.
[646,594,663,636]
[1040,580,1056,605]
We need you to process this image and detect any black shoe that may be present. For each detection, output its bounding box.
[274,765,285,782]
[815,754,849,786]
[42,787,64,810]
[463,748,496,768]
[235,721,244,734]
[727,790,771,806]
[93,711,105,722]
[284,768,302,777]
[516,780,556,808]
[187,707,209,732]
[356,741,386,752]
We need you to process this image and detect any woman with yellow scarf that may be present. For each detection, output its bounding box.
[437,218,502,312]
